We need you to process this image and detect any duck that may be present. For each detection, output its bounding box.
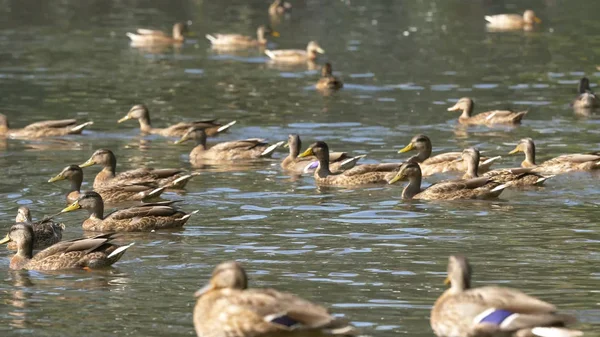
[398,134,501,176]
[509,138,600,174]
[316,63,343,92]
[0,222,132,270]
[268,0,292,16]
[60,191,198,232]
[459,148,553,187]
[6,206,64,251]
[126,22,189,45]
[485,10,541,31]
[572,77,599,110]
[447,98,528,126]
[48,165,166,204]
[206,25,278,48]
[265,41,324,63]
[79,149,197,189]
[193,261,357,337]
[282,134,364,174]
[388,162,506,200]
[431,255,582,337]
[297,141,399,186]
[175,127,284,165]
[0,113,93,139]
[118,104,236,138]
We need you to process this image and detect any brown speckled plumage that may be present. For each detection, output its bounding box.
[281,134,363,174]
[126,22,189,45]
[6,206,64,251]
[447,98,527,125]
[0,113,93,139]
[265,41,324,63]
[509,138,600,174]
[316,63,343,92]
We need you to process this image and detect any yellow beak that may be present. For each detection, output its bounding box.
[174,135,189,145]
[0,234,10,245]
[316,47,325,54]
[79,158,96,168]
[444,277,451,285]
[283,142,290,149]
[398,143,415,153]
[387,172,404,185]
[48,173,65,183]
[297,148,314,158]
[271,31,280,37]
[117,115,131,124]
[508,146,521,155]
[534,17,542,24]
[61,201,81,213]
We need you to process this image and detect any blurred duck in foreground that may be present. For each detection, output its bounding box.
[0,113,93,138]
[206,25,279,49]
[193,261,357,337]
[266,41,325,63]
[298,141,399,186]
[282,134,364,174]
[118,104,236,138]
[268,0,292,16]
[175,127,284,166]
[459,148,553,187]
[388,162,506,200]
[0,223,132,270]
[448,97,528,126]
[316,63,343,92]
[485,10,541,31]
[572,77,599,110]
[126,22,190,45]
[509,138,600,174]
[431,255,582,337]
[5,206,64,251]
[398,134,501,176]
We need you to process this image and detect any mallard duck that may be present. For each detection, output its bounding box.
[459,148,553,187]
[268,0,292,16]
[79,149,196,189]
[175,127,284,165]
[0,223,132,270]
[485,10,541,31]
[60,191,198,232]
[431,255,582,337]
[509,138,600,174]
[6,206,64,251]
[572,77,599,110]
[126,22,189,45]
[398,134,501,176]
[48,165,166,204]
[0,113,93,139]
[447,98,528,125]
[316,63,343,92]
[265,41,324,63]
[206,25,279,48]
[297,141,398,186]
[388,162,506,200]
[193,261,357,337]
[282,134,364,174]
[118,104,236,138]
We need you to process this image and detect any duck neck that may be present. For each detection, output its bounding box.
[523,144,536,166]
[415,144,432,162]
[89,202,104,220]
[402,174,422,199]
[257,30,267,44]
[104,152,118,177]
[315,151,332,178]
[14,239,33,267]
[71,172,83,193]
[173,26,184,41]
[138,116,153,133]
[460,101,474,118]
[465,155,479,178]
[195,131,208,151]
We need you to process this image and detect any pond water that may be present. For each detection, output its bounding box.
[0,0,599,336]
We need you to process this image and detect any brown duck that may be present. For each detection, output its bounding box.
[316,63,343,92]
[6,206,64,251]
[448,98,528,125]
[175,127,284,165]
[282,134,364,174]
[268,0,292,16]
[485,10,542,31]
[265,41,325,63]
[0,223,132,270]
[509,138,600,174]
[193,261,357,337]
[126,22,190,45]
[206,25,278,49]
[0,113,93,138]
[118,104,236,138]
[48,165,166,204]
[431,255,582,337]
[398,134,501,176]
[572,77,599,110]
[79,149,196,189]
[60,191,198,232]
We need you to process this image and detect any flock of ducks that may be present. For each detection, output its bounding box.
[1,3,593,337]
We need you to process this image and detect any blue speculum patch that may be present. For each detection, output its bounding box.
[478,309,514,325]
[270,315,299,327]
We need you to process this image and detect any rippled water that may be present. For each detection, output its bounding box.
[1,0,600,336]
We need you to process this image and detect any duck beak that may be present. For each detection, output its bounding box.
[447,104,460,112]
[283,142,290,148]
[297,148,314,158]
[534,17,542,24]
[316,47,325,54]
[61,201,81,213]
[387,172,404,185]
[398,143,414,153]
[117,115,131,123]
[0,234,10,245]
[444,277,451,285]
[79,158,96,168]
[48,173,65,183]
[508,145,521,155]
[194,284,214,298]
[174,134,189,145]
[271,31,280,37]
